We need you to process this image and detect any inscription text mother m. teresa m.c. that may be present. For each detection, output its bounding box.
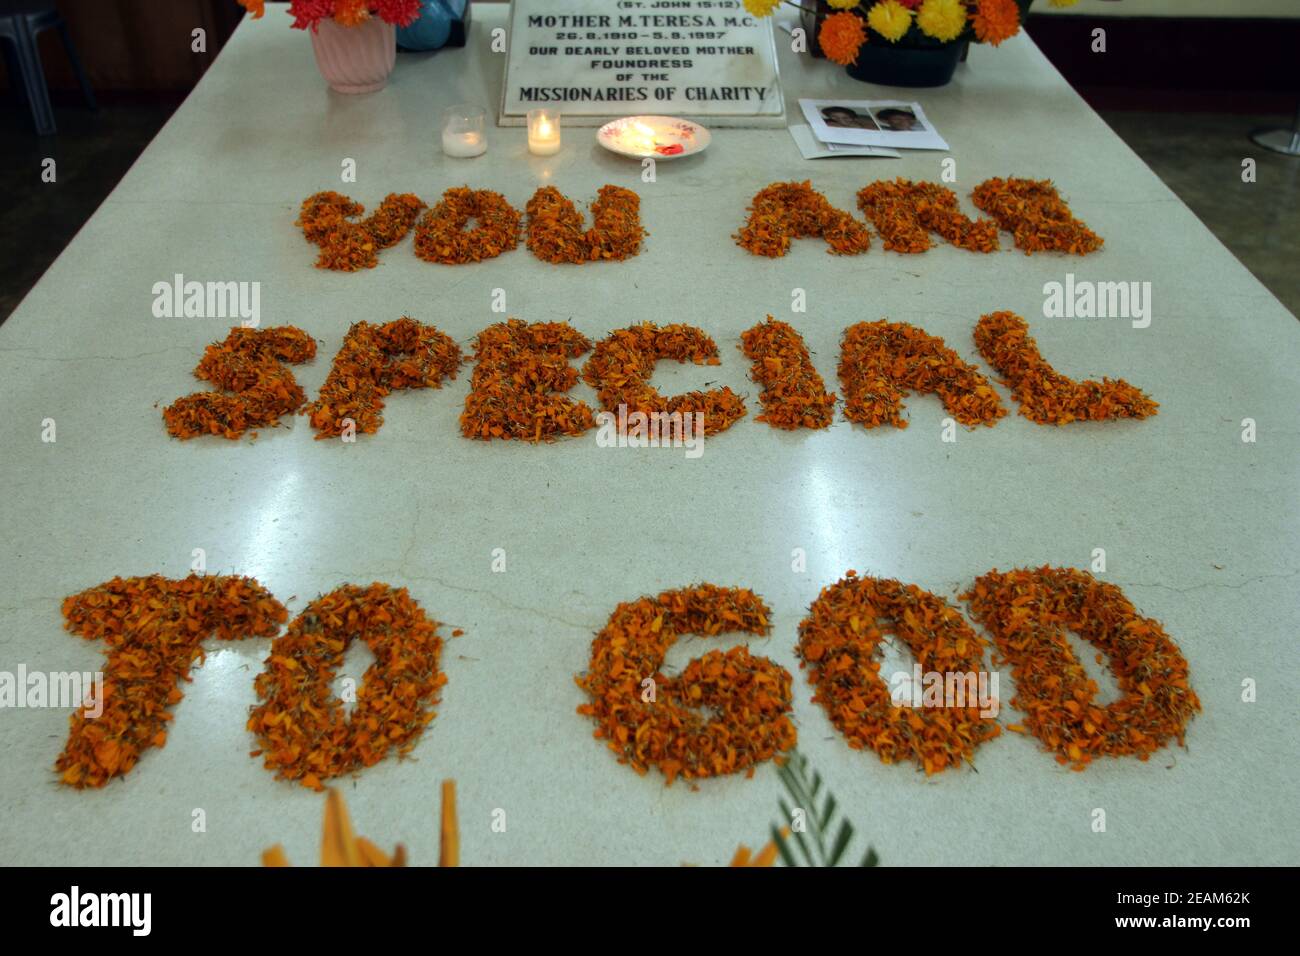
[501,0,784,125]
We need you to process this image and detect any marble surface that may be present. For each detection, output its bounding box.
[0,8,1296,866]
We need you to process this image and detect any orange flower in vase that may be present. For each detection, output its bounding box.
[236,1,424,94]
[333,0,371,28]
[971,0,1020,46]
[236,2,421,30]
[819,11,869,66]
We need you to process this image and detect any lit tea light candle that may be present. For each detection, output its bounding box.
[442,104,487,158]
[527,109,562,156]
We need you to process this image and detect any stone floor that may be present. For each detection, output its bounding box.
[0,98,179,324]
[1097,109,1300,320]
[1,100,1297,324]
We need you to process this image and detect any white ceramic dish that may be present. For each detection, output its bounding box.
[597,115,711,159]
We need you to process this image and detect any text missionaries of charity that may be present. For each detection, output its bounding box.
[519,85,773,103]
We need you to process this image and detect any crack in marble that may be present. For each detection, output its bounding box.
[300,567,603,632]
[1108,570,1299,595]
[0,346,197,364]
[0,595,67,615]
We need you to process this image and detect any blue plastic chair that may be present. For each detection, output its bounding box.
[0,0,97,135]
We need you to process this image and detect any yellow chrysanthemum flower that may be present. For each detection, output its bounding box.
[827,0,862,10]
[867,0,913,43]
[916,0,966,42]
[743,0,783,17]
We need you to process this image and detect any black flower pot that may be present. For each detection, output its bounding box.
[813,0,1035,86]
[845,39,968,88]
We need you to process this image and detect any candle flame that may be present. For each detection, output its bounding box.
[623,121,658,151]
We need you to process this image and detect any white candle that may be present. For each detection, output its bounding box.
[527,109,562,156]
[442,104,487,158]
[442,128,486,158]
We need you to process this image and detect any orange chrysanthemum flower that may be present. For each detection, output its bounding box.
[971,0,1020,46]
[819,11,869,66]
[237,0,266,18]
[334,0,371,27]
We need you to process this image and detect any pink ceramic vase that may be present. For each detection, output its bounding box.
[309,17,396,94]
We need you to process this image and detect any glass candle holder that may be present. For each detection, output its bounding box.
[527,108,562,156]
[442,104,487,158]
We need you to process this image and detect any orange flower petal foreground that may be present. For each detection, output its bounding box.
[264,788,407,868]
[248,583,447,790]
[582,323,748,436]
[797,573,1001,774]
[740,316,836,430]
[973,310,1158,424]
[264,780,457,867]
[163,326,316,440]
[970,176,1103,255]
[297,191,426,271]
[525,185,646,264]
[576,584,796,786]
[461,318,596,441]
[838,320,1007,429]
[413,187,522,264]
[971,0,1020,46]
[963,567,1199,770]
[729,836,782,867]
[856,179,1000,254]
[438,779,459,867]
[307,316,462,438]
[819,10,869,66]
[735,180,871,258]
[261,777,770,866]
[57,574,287,788]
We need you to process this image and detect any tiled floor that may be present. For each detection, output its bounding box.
[1,101,1297,323]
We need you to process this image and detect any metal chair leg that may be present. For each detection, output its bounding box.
[11,16,55,135]
[56,20,96,111]
[1250,102,1300,157]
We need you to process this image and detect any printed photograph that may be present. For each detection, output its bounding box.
[820,104,881,130]
[801,97,949,150]
[870,105,923,132]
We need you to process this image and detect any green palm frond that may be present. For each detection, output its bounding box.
[770,749,879,867]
